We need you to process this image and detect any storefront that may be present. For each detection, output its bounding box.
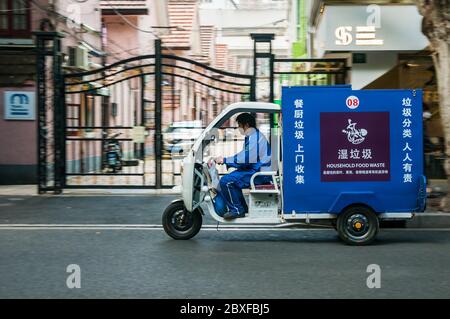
[310,2,444,178]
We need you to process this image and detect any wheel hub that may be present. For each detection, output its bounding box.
[171,210,193,231]
[346,213,370,237]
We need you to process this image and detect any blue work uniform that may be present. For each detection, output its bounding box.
[214,127,271,217]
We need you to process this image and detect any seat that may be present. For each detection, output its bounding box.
[248,170,279,217]
[250,171,279,194]
[254,184,276,190]
[249,126,281,194]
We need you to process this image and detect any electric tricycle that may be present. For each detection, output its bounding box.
[162,86,427,245]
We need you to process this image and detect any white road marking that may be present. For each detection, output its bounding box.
[0,224,329,231]
[0,224,163,227]
[0,224,449,231]
[384,228,450,231]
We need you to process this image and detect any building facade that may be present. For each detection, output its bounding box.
[199,0,295,100]
[0,0,169,184]
[0,0,103,184]
[309,0,443,178]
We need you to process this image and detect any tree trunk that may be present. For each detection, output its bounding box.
[435,41,450,211]
[415,0,450,210]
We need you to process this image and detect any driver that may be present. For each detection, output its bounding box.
[213,113,271,220]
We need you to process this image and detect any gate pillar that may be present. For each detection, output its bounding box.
[34,31,65,194]
[251,33,275,127]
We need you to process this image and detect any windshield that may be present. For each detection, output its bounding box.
[201,112,275,170]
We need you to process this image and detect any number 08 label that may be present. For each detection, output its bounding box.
[346,95,360,109]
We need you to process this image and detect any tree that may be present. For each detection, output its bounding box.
[416,0,450,210]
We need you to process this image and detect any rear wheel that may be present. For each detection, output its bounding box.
[336,205,379,246]
[162,200,202,240]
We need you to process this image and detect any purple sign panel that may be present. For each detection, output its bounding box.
[320,112,390,182]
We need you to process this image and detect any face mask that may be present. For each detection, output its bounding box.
[238,127,245,135]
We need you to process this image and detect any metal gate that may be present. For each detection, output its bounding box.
[37,34,254,192]
[36,33,348,193]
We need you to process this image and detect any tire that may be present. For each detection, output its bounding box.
[336,205,379,246]
[162,200,202,240]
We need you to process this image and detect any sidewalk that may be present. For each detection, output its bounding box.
[0,185,181,196]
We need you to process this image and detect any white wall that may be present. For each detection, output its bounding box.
[199,0,236,9]
[350,51,398,89]
[200,6,292,56]
[313,5,429,53]
[200,8,288,31]
[311,4,430,89]
[55,0,103,66]
[215,35,290,52]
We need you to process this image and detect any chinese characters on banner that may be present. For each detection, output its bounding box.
[402,97,413,183]
[294,99,305,185]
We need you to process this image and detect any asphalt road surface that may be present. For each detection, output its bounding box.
[0,195,449,299]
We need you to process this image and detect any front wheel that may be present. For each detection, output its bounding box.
[162,200,202,240]
[336,205,379,246]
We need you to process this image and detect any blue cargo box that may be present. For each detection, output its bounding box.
[281,86,426,215]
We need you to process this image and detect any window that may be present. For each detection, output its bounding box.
[0,0,31,37]
[66,103,80,136]
[83,94,95,131]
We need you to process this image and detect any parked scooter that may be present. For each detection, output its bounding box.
[103,132,123,173]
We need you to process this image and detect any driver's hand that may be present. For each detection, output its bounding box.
[214,156,224,164]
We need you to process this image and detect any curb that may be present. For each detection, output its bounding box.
[406,213,450,228]
[0,185,180,196]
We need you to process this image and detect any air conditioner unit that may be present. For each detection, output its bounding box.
[67,46,89,70]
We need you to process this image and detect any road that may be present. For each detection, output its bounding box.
[0,195,449,299]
